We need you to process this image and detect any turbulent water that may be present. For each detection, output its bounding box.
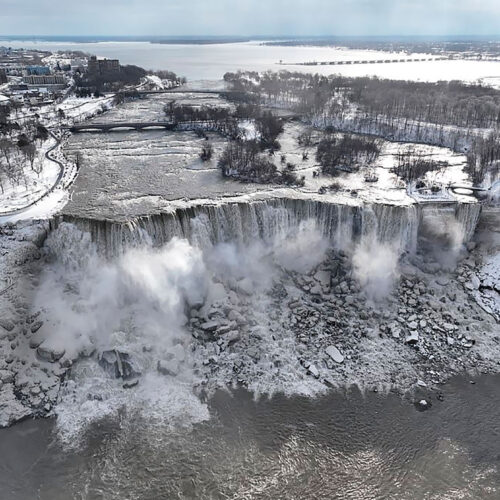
[1,375,500,500]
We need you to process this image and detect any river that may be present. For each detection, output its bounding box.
[1,374,499,499]
[4,39,500,84]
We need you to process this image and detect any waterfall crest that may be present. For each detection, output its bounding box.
[53,198,481,257]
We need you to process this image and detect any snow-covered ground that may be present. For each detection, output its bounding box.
[0,93,116,220]
[0,137,59,212]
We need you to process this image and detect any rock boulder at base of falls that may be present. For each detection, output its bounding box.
[98,350,139,380]
[314,270,331,289]
[405,331,419,345]
[0,384,33,428]
[415,399,432,411]
[0,319,15,332]
[123,378,139,389]
[0,370,15,384]
[200,320,219,332]
[325,345,344,364]
[157,359,180,377]
[36,343,65,363]
[236,278,254,295]
[228,309,246,326]
[470,275,481,290]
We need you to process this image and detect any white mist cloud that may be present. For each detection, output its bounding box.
[273,220,329,274]
[352,239,400,301]
[35,225,209,358]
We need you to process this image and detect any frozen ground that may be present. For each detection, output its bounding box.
[0,137,60,213]
[62,93,477,221]
[0,93,115,220]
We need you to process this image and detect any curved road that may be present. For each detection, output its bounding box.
[0,130,67,218]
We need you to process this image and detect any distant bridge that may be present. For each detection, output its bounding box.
[281,57,447,67]
[66,121,177,133]
[118,88,238,97]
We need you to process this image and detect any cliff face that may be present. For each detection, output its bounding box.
[55,198,481,258]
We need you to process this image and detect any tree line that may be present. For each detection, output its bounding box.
[224,71,500,184]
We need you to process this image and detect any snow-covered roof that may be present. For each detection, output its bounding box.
[0,94,9,103]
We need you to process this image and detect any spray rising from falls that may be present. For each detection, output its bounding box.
[38,198,482,442]
[38,217,335,442]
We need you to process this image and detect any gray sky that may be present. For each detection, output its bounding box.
[1,0,499,36]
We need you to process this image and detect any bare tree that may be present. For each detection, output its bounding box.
[21,142,37,173]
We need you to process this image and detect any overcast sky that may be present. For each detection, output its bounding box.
[1,0,499,37]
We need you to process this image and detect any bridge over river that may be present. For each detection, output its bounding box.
[281,57,447,67]
[66,121,177,133]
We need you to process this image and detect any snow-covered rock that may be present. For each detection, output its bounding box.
[307,364,320,378]
[157,359,180,377]
[405,331,419,345]
[36,344,65,363]
[325,345,344,364]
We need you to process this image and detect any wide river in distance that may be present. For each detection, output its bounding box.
[5,39,500,84]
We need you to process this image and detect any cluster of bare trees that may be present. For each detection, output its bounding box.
[0,112,48,195]
[218,140,304,186]
[74,64,147,94]
[392,149,445,185]
[316,134,381,175]
[164,102,285,149]
[466,132,500,185]
[164,103,241,138]
[199,142,213,161]
[224,71,500,184]
[226,71,500,129]
[163,98,295,184]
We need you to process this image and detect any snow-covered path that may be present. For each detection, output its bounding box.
[0,131,72,223]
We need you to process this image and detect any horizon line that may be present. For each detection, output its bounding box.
[2,34,500,39]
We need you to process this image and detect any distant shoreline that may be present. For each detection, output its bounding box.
[2,34,500,45]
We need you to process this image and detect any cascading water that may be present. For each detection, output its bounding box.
[37,196,484,443]
[53,198,479,258]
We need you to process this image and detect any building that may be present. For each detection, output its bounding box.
[26,65,51,76]
[0,68,7,84]
[23,75,66,86]
[70,58,86,72]
[87,56,120,75]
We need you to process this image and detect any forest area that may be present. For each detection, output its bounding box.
[224,71,500,185]
[0,103,50,196]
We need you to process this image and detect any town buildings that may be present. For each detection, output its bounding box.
[87,56,120,75]
[23,74,66,86]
